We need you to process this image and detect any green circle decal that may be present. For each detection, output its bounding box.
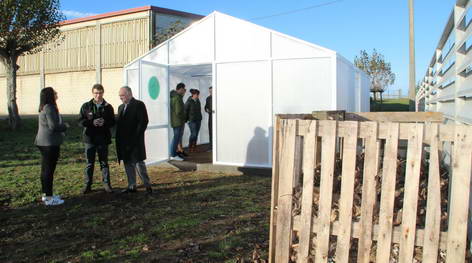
[148,76,160,100]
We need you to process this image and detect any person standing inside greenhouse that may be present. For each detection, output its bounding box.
[185,89,202,153]
[170,83,187,161]
[204,86,213,149]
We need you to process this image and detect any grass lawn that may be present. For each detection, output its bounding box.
[370,98,410,112]
[0,117,271,262]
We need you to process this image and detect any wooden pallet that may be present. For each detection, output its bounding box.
[269,116,472,263]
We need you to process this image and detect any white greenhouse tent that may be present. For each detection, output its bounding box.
[124,11,370,168]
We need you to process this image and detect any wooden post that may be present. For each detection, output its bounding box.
[314,120,337,263]
[376,122,400,262]
[335,121,359,263]
[274,119,298,263]
[298,120,318,262]
[399,123,424,263]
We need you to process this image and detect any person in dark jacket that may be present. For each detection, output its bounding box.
[170,83,186,160]
[185,89,202,152]
[78,84,115,194]
[35,87,69,206]
[116,86,152,194]
[204,86,213,148]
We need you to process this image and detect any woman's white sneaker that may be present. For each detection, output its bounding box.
[41,194,61,202]
[43,196,64,206]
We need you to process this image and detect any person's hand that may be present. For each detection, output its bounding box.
[93,119,101,127]
[64,122,70,128]
[98,118,104,127]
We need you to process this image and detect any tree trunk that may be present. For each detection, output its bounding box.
[3,56,22,130]
[380,92,383,111]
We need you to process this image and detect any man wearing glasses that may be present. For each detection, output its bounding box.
[78,84,116,194]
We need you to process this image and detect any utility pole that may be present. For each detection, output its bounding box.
[408,0,416,111]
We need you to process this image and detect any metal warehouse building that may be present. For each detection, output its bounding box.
[0,6,202,115]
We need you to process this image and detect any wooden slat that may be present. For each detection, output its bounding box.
[269,116,282,263]
[293,218,449,249]
[300,122,455,143]
[345,112,444,123]
[357,121,379,263]
[298,120,318,263]
[376,122,400,263]
[446,125,472,263]
[274,119,298,263]
[423,123,442,262]
[399,123,424,263]
[314,120,337,263]
[334,121,359,263]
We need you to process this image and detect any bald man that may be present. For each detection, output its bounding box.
[115,86,152,194]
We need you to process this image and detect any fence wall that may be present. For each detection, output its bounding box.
[269,117,472,263]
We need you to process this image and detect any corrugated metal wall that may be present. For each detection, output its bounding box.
[101,18,149,68]
[0,17,149,76]
[44,26,96,73]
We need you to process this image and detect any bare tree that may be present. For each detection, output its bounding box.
[354,49,396,109]
[0,0,64,130]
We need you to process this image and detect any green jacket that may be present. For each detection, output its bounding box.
[185,97,202,122]
[170,90,185,127]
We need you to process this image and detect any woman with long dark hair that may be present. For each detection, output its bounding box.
[184,89,202,152]
[35,87,68,205]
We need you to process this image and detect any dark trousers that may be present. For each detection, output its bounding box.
[84,143,110,186]
[208,113,212,146]
[188,120,201,145]
[171,126,184,157]
[37,146,60,196]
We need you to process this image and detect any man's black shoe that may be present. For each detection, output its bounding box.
[82,186,92,195]
[146,186,153,194]
[121,188,137,194]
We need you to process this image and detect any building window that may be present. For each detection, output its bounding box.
[439,76,456,89]
[441,31,455,61]
[460,64,472,77]
[458,6,472,30]
[440,55,455,76]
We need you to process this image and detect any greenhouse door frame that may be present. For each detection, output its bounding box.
[139,60,171,165]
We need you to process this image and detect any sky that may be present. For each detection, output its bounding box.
[61,0,457,96]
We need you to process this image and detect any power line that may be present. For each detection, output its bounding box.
[250,0,345,21]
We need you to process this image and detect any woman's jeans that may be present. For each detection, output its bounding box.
[37,145,60,196]
[188,120,201,145]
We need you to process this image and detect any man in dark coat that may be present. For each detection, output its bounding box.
[116,86,152,194]
[78,84,115,194]
[204,86,213,148]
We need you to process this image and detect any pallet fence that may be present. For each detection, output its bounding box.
[269,115,472,263]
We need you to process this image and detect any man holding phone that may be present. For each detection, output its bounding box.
[79,84,115,194]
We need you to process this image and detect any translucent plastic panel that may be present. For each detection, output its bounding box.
[140,61,169,126]
[169,16,214,65]
[272,33,330,59]
[273,58,333,114]
[144,127,169,165]
[126,68,139,95]
[215,13,270,61]
[216,61,271,167]
[336,57,356,112]
[360,73,371,112]
[142,43,168,64]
